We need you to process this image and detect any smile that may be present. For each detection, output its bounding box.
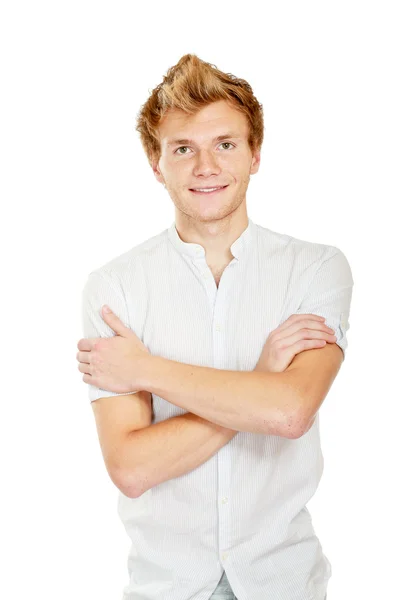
[189,185,229,195]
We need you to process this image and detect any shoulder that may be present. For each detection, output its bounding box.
[253,221,343,265]
[88,227,169,285]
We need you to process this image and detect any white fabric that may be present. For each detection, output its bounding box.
[81,218,353,600]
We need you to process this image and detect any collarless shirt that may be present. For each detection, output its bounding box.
[81,217,353,600]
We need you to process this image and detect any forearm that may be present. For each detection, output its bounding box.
[124,360,294,497]
[122,412,237,498]
[139,355,296,435]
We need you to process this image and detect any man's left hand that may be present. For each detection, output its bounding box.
[76,305,150,394]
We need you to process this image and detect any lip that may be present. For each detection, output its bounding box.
[189,185,229,195]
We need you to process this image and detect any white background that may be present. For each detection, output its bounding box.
[1,1,398,599]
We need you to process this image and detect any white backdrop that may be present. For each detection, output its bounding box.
[1,1,398,599]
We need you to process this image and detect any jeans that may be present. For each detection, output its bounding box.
[209,570,327,599]
[209,571,237,599]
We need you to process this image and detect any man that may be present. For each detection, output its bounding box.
[77,54,352,600]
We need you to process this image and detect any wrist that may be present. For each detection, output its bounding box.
[135,353,156,392]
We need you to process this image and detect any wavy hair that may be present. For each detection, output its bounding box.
[135,54,264,166]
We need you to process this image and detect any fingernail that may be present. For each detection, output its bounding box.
[103,305,111,313]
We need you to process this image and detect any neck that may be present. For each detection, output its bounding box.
[174,205,249,260]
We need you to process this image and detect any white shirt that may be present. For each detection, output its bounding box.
[81,217,353,600]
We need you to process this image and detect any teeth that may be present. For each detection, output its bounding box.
[193,187,223,192]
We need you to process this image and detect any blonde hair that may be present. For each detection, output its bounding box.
[135,54,264,166]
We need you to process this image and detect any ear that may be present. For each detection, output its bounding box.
[250,148,261,175]
[151,157,165,185]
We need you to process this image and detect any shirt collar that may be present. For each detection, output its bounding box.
[167,218,255,260]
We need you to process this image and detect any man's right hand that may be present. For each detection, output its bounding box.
[254,314,337,373]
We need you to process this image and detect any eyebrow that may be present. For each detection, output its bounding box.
[166,132,242,147]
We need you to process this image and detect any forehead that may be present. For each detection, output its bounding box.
[159,100,249,146]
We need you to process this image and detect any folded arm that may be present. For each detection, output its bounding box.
[139,342,343,439]
[139,355,299,437]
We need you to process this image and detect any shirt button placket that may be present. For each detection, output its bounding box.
[213,306,230,567]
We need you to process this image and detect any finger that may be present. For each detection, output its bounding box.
[276,339,328,371]
[101,305,131,336]
[282,339,328,368]
[279,329,337,347]
[292,338,327,352]
[76,351,91,363]
[277,314,325,333]
[78,362,92,375]
[287,338,327,358]
[77,339,92,351]
[274,318,334,339]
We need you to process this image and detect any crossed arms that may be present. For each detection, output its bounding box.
[137,343,344,438]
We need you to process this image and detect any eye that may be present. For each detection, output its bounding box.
[175,146,191,155]
[174,142,235,155]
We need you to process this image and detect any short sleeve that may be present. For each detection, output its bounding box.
[81,271,140,402]
[294,248,354,361]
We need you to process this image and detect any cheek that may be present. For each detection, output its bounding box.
[167,163,190,182]
[222,154,248,173]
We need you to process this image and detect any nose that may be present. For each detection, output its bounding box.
[192,150,222,178]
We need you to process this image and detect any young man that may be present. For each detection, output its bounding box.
[78,54,351,600]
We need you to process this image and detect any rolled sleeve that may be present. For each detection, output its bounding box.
[81,271,139,402]
[295,247,354,360]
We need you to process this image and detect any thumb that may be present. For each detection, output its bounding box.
[101,305,131,336]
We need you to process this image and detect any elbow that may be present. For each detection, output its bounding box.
[260,373,315,439]
[111,467,143,499]
[280,392,317,440]
[120,481,142,499]
[278,406,316,440]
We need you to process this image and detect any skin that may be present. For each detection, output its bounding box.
[152,99,261,277]
[77,307,339,436]
[77,99,340,434]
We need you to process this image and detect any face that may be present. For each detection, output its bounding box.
[152,100,260,223]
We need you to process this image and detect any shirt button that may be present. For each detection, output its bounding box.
[222,497,228,504]
[222,552,228,561]
[215,324,221,332]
